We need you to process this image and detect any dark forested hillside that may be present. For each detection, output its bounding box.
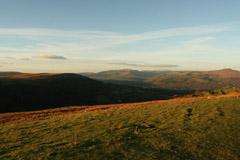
[0,73,183,113]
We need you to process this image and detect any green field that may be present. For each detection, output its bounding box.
[1,97,240,160]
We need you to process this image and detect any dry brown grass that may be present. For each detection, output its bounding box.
[1,92,240,125]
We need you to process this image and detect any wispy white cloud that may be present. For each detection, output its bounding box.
[182,36,215,45]
[3,56,16,60]
[73,56,127,62]
[0,47,44,52]
[0,23,233,55]
[20,58,31,61]
[0,62,13,64]
[34,53,67,60]
[98,35,240,64]
[109,63,179,68]
[0,24,230,41]
[0,28,124,40]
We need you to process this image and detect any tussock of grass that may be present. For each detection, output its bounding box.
[0,97,240,159]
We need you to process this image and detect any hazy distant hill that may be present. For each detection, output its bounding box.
[0,73,182,113]
[0,72,22,76]
[80,69,240,90]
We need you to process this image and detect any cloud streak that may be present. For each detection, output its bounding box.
[182,36,215,45]
[34,54,67,60]
[0,24,230,41]
[20,58,31,61]
[3,56,16,60]
[0,62,13,64]
[109,63,179,68]
[0,23,233,55]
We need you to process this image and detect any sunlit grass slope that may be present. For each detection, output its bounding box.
[1,97,240,159]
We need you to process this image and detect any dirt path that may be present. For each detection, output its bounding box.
[1,92,239,125]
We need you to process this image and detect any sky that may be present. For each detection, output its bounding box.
[0,0,240,73]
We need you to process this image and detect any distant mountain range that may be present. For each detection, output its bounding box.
[0,72,22,76]
[80,68,240,90]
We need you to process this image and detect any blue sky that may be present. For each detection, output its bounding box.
[0,0,240,72]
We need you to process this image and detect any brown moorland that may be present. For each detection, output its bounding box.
[82,68,240,90]
[0,73,61,79]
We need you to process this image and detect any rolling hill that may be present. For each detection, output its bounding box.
[0,73,182,113]
[0,94,240,159]
[0,72,22,76]
[81,68,240,90]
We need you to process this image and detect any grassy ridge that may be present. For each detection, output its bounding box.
[1,97,240,159]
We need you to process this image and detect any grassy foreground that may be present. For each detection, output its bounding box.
[1,97,240,159]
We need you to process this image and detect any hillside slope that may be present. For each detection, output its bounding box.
[0,96,240,159]
[0,73,179,113]
[0,72,22,76]
[1,90,239,125]
[81,69,240,90]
